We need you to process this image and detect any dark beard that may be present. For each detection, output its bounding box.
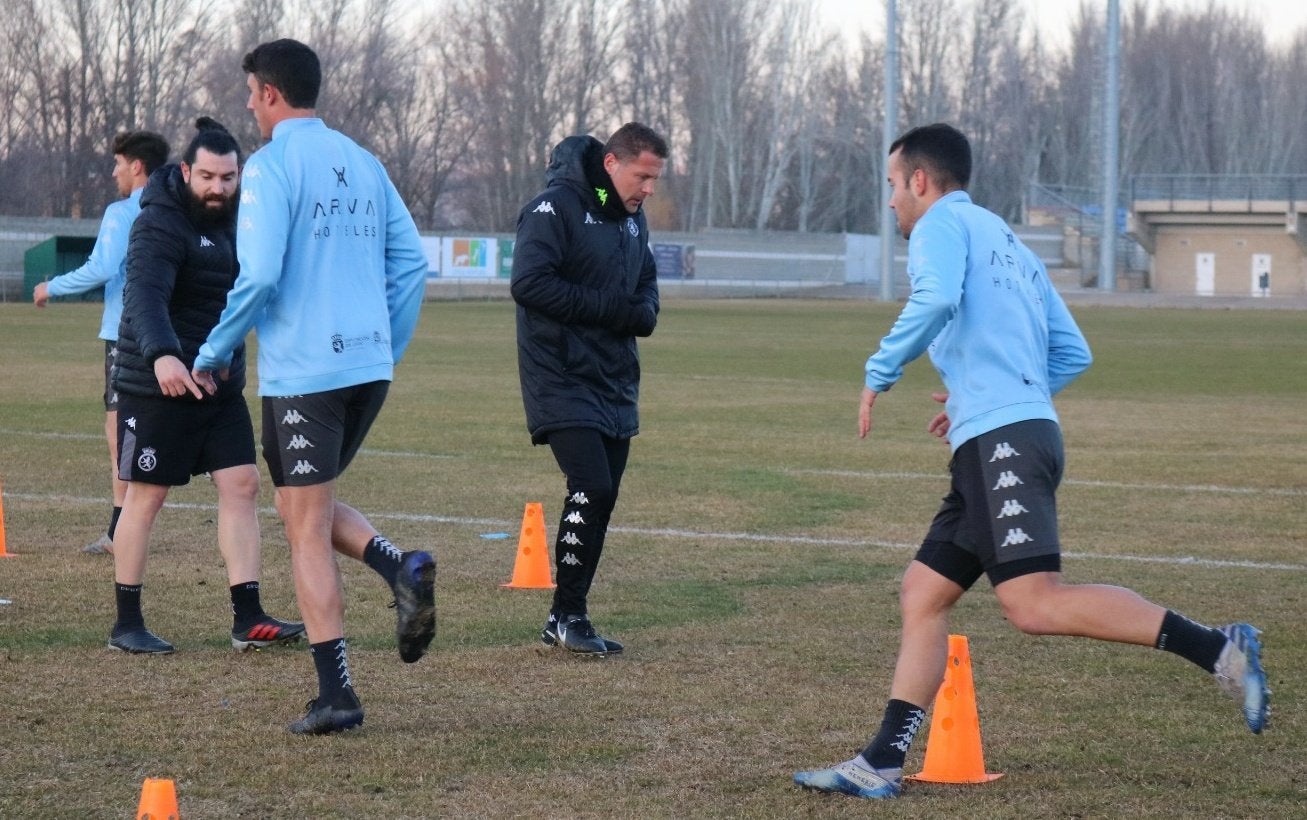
[181,182,238,228]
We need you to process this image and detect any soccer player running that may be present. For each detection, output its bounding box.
[511,123,667,656]
[192,39,434,735]
[110,118,303,655]
[33,130,169,555]
[794,123,1269,801]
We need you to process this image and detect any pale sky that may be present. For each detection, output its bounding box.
[818,0,1307,49]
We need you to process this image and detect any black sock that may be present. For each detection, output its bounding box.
[310,638,357,707]
[1155,610,1227,673]
[230,582,266,630]
[113,583,144,634]
[363,535,403,588]
[860,699,927,770]
[107,506,123,541]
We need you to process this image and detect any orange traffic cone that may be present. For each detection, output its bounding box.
[501,502,555,589]
[905,634,1003,784]
[136,777,179,819]
[0,478,11,557]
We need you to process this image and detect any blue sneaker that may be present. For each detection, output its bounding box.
[393,551,436,663]
[1214,623,1270,734]
[793,758,901,799]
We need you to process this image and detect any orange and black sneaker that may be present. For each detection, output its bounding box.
[232,616,306,651]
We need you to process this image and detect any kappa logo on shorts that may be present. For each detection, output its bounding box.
[989,442,1020,461]
[125,415,135,429]
[289,460,319,476]
[560,532,583,546]
[996,499,1028,518]
[286,434,314,450]
[560,552,582,566]
[563,511,586,525]
[282,409,307,425]
[569,491,590,505]
[1000,527,1033,547]
[992,470,1024,490]
[137,447,157,472]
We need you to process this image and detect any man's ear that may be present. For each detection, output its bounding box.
[911,167,929,196]
[180,162,191,184]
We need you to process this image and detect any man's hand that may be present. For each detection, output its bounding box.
[190,367,229,397]
[33,281,49,307]
[858,386,879,439]
[926,391,950,440]
[154,355,204,399]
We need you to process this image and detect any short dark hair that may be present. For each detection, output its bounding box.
[604,122,669,163]
[241,38,321,109]
[182,117,241,165]
[890,123,971,191]
[112,130,169,174]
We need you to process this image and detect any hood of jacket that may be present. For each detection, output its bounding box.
[544,135,630,221]
[139,163,236,230]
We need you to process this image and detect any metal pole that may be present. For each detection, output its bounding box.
[1100,0,1120,291]
[879,0,899,301]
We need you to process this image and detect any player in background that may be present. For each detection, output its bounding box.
[794,123,1269,801]
[33,130,169,554]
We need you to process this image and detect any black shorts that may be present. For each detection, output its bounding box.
[104,341,119,411]
[116,392,256,486]
[261,381,389,487]
[914,419,1064,589]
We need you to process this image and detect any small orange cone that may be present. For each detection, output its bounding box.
[501,502,555,589]
[136,777,179,819]
[905,634,1002,784]
[0,478,11,557]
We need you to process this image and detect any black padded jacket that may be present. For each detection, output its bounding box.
[113,163,245,401]
[510,135,659,444]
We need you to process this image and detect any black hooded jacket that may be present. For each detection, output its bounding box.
[510,135,659,444]
[113,163,245,401]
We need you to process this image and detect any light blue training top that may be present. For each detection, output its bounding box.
[864,190,1093,451]
[45,188,143,341]
[195,118,427,396]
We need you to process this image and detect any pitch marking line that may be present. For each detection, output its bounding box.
[7,491,1303,573]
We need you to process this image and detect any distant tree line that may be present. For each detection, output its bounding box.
[2,0,1304,233]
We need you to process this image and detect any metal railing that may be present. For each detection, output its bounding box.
[1131,175,1307,210]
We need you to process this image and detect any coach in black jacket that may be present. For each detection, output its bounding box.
[511,122,668,656]
[106,118,302,656]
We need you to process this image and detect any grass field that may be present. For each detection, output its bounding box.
[0,299,1303,818]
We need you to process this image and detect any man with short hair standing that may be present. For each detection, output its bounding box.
[193,39,434,735]
[34,130,169,555]
[111,118,303,655]
[511,122,667,656]
[793,123,1269,801]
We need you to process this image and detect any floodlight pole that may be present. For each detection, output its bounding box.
[1100,0,1120,291]
[879,0,899,301]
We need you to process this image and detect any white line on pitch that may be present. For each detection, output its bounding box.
[6,491,1303,572]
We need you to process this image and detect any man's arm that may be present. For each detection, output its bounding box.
[379,169,428,365]
[509,192,634,330]
[123,215,185,366]
[194,155,287,376]
[36,201,131,305]
[1044,283,1092,394]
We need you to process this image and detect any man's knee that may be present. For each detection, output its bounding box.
[995,574,1061,634]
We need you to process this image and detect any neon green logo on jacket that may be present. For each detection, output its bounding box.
[595,187,609,207]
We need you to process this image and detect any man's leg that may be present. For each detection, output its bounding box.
[107,481,174,653]
[275,482,343,645]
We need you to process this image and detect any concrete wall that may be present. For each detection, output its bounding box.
[1150,227,1306,297]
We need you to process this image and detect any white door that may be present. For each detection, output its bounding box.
[1251,254,1271,297]
[1195,253,1215,296]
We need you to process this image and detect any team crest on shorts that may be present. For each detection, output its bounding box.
[137,447,157,472]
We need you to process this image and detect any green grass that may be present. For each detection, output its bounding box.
[0,300,1303,818]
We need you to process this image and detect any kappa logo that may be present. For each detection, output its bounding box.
[584,212,601,225]
[334,643,354,688]
[564,511,586,525]
[199,236,215,248]
[992,470,1024,490]
[286,434,314,450]
[533,200,556,215]
[137,447,157,472]
[125,416,136,430]
[996,499,1029,518]
[569,491,590,505]
[282,409,307,425]
[890,708,926,752]
[989,442,1020,461]
[241,190,256,205]
[560,552,582,566]
[1000,527,1033,547]
[560,532,583,546]
[289,460,319,476]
